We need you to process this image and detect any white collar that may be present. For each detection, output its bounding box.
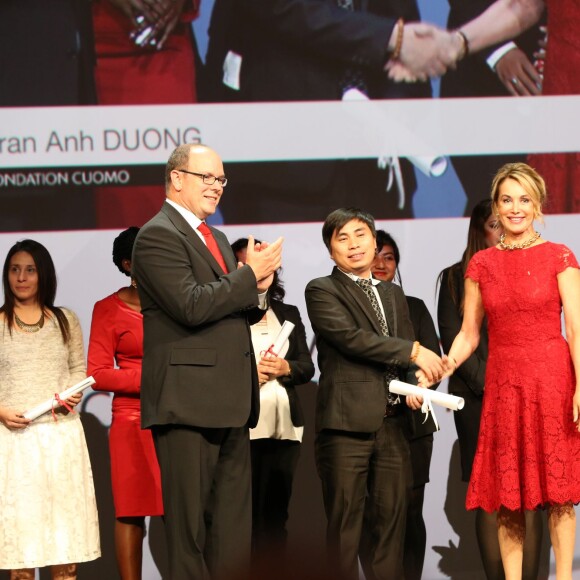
[166,198,203,232]
[337,268,381,286]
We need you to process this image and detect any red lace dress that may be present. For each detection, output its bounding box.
[527,1,580,214]
[465,242,580,512]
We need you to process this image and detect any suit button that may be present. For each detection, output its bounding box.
[244,351,251,357]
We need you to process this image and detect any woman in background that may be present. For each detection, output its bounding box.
[371,230,440,580]
[437,198,542,579]
[231,238,315,557]
[0,239,100,579]
[91,0,199,227]
[88,227,163,580]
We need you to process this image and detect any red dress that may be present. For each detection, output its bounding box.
[88,291,163,517]
[91,0,198,228]
[528,1,580,214]
[465,242,580,512]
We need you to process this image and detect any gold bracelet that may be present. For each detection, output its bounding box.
[391,18,405,61]
[410,341,421,363]
[455,30,470,61]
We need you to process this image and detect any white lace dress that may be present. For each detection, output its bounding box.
[0,309,100,569]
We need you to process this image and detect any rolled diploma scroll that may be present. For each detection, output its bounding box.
[262,320,295,358]
[406,155,448,178]
[389,380,465,431]
[23,376,96,420]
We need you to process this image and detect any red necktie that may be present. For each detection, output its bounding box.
[198,222,228,273]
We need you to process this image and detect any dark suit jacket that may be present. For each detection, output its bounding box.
[0,0,96,106]
[269,300,315,427]
[205,0,430,103]
[438,264,489,479]
[132,201,262,429]
[305,267,417,434]
[404,295,440,440]
[437,265,488,398]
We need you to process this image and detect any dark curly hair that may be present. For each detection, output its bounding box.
[113,227,140,276]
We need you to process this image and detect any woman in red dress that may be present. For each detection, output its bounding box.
[91,0,199,228]
[88,227,163,579]
[422,163,580,579]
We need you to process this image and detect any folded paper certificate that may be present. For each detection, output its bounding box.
[23,376,96,420]
[389,379,465,431]
[262,320,295,358]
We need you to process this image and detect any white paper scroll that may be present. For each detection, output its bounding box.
[262,320,295,358]
[389,379,465,431]
[342,88,448,209]
[23,376,96,421]
[406,155,448,178]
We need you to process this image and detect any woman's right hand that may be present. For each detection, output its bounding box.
[0,407,31,430]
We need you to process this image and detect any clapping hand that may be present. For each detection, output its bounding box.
[245,236,283,293]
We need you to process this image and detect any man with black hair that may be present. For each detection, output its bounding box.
[305,207,444,579]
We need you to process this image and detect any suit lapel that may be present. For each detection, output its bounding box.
[213,228,236,273]
[331,268,383,336]
[161,203,228,277]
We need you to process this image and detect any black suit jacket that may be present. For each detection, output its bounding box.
[0,0,96,106]
[204,0,430,103]
[437,265,488,398]
[404,295,440,440]
[305,267,417,434]
[269,300,315,427]
[132,201,262,429]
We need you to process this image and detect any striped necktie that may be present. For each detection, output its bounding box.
[356,278,400,405]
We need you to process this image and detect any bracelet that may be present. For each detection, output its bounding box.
[409,341,421,363]
[450,356,458,374]
[455,29,470,61]
[391,18,405,61]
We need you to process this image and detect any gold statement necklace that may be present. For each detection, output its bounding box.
[15,311,45,333]
[499,231,541,251]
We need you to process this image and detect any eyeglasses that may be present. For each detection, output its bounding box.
[176,169,228,187]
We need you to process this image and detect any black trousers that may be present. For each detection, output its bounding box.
[250,439,301,554]
[152,425,251,580]
[315,415,412,580]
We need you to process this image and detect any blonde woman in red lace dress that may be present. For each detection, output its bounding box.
[420,163,580,580]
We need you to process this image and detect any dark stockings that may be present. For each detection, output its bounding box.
[403,485,427,580]
[476,509,542,579]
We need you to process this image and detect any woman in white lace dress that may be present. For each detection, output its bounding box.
[0,240,100,579]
